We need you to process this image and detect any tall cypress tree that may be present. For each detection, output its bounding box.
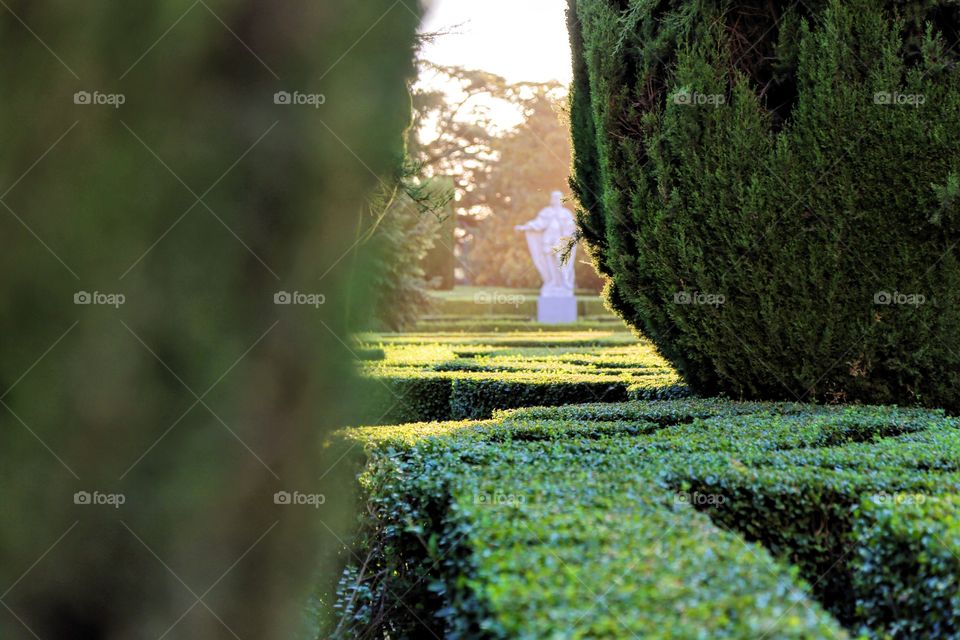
[569,0,960,409]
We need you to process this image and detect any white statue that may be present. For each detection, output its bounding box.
[515,191,577,297]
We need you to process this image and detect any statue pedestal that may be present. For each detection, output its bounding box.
[537,296,577,324]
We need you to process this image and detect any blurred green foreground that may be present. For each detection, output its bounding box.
[0,1,420,637]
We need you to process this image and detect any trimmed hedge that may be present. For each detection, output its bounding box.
[853,494,960,638]
[449,376,628,419]
[568,0,960,409]
[414,316,625,332]
[357,332,687,423]
[428,296,612,319]
[427,287,613,318]
[334,399,960,638]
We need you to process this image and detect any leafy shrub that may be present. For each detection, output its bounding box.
[355,347,386,361]
[496,397,801,422]
[627,376,693,400]
[420,177,457,290]
[427,288,613,318]
[853,494,960,638]
[364,181,449,331]
[360,374,454,424]
[568,0,960,409]
[357,333,685,422]
[449,376,629,419]
[334,399,960,638]
[414,316,624,332]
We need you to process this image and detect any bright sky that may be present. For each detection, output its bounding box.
[419,0,573,85]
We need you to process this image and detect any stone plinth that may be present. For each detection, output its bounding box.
[537,296,577,324]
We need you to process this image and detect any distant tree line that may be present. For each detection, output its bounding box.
[368,61,606,329]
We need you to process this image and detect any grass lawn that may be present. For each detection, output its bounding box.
[420,286,621,331]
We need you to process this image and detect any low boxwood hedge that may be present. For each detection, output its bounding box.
[449,377,628,419]
[425,291,612,319]
[853,494,960,638]
[357,333,685,423]
[331,399,960,638]
[414,317,626,332]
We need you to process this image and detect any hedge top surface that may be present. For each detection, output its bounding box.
[354,332,690,425]
[337,398,960,638]
[359,332,674,376]
[358,330,639,346]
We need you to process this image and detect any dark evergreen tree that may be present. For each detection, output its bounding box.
[569,0,960,408]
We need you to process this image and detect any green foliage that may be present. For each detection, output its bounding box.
[448,376,629,419]
[409,62,510,194]
[420,177,457,290]
[360,374,454,424]
[332,398,960,638]
[355,347,386,362]
[413,316,624,332]
[427,286,613,317]
[362,169,455,331]
[411,64,605,292]
[466,90,604,291]
[0,1,419,637]
[853,494,960,638]
[568,0,960,408]
[356,332,686,423]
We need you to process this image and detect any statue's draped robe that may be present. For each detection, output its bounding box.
[520,206,577,296]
